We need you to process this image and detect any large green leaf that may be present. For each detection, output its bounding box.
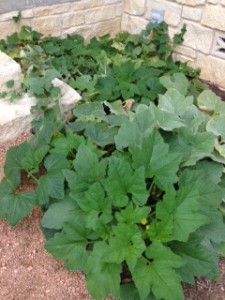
[214,140,225,159]
[73,144,107,182]
[115,202,150,225]
[168,127,215,166]
[64,144,107,197]
[50,131,85,156]
[27,69,60,96]
[76,182,112,230]
[199,210,225,247]
[131,257,152,300]
[41,196,80,230]
[30,120,63,149]
[73,101,107,121]
[84,122,118,147]
[43,171,64,200]
[132,241,184,300]
[206,115,225,142]
[115,105,156,149]
[36,170,65,204]
[160,73,189,96]
[95,75,120,101]
[103,99,127,115]
[151,103,185,131]
[130,130,182,190]
[45,221,93,271]
[44,153,71,170]
[171,233,218,284]
[0,180,36,226]
[179,105,208,131]
[71,75,96,93]
[151,184,209,242]
[86,241,121,300]
[120,283,143,300]
[63,169,89,197]
[4,142,29,188]
[158,88,193,116]
[7,191,36,225]
[114,60,137,82]
[197,90,225,114]
[119,81,140,99]
[103,156,148,207]
[179,163,223,208]
[106,223,146,272]
[20,144,49,176]
[0,179,15,219]
[147,241,184,300]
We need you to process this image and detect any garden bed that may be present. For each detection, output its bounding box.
[1,23,225,300]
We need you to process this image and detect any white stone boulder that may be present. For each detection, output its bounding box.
[0,78,82,145]
[0,94,36,144]
[52,78,82,118]
[0,51,82,145]
[0,51,23,94]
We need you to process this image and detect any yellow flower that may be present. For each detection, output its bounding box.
[140,218,148,226]
[53,130,61,137]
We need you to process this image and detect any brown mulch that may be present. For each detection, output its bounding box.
[1,84,225,299]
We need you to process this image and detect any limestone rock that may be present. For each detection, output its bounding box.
[0,76,82,144]
[0,51,23,94]
[51,78,82,118]
[0,94,36,145]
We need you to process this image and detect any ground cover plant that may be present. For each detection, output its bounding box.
[1,22,225,300]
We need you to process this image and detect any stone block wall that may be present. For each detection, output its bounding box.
[0,0,123,40]
[122,0,225,89]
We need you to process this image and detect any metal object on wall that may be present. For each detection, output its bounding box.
[151,9,165,24]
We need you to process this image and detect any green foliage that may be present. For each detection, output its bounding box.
[6,80,14,89]
[0,178,36,226]
[0,22,202,126]
[1,22,225,300]
[1,85,225,299]
[12,11,22,24]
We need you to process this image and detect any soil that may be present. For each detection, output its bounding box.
[205,81,225,100]
[1,84,225,299]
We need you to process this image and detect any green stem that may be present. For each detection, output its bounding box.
[30,174,39,184]
[148,179,155,194]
